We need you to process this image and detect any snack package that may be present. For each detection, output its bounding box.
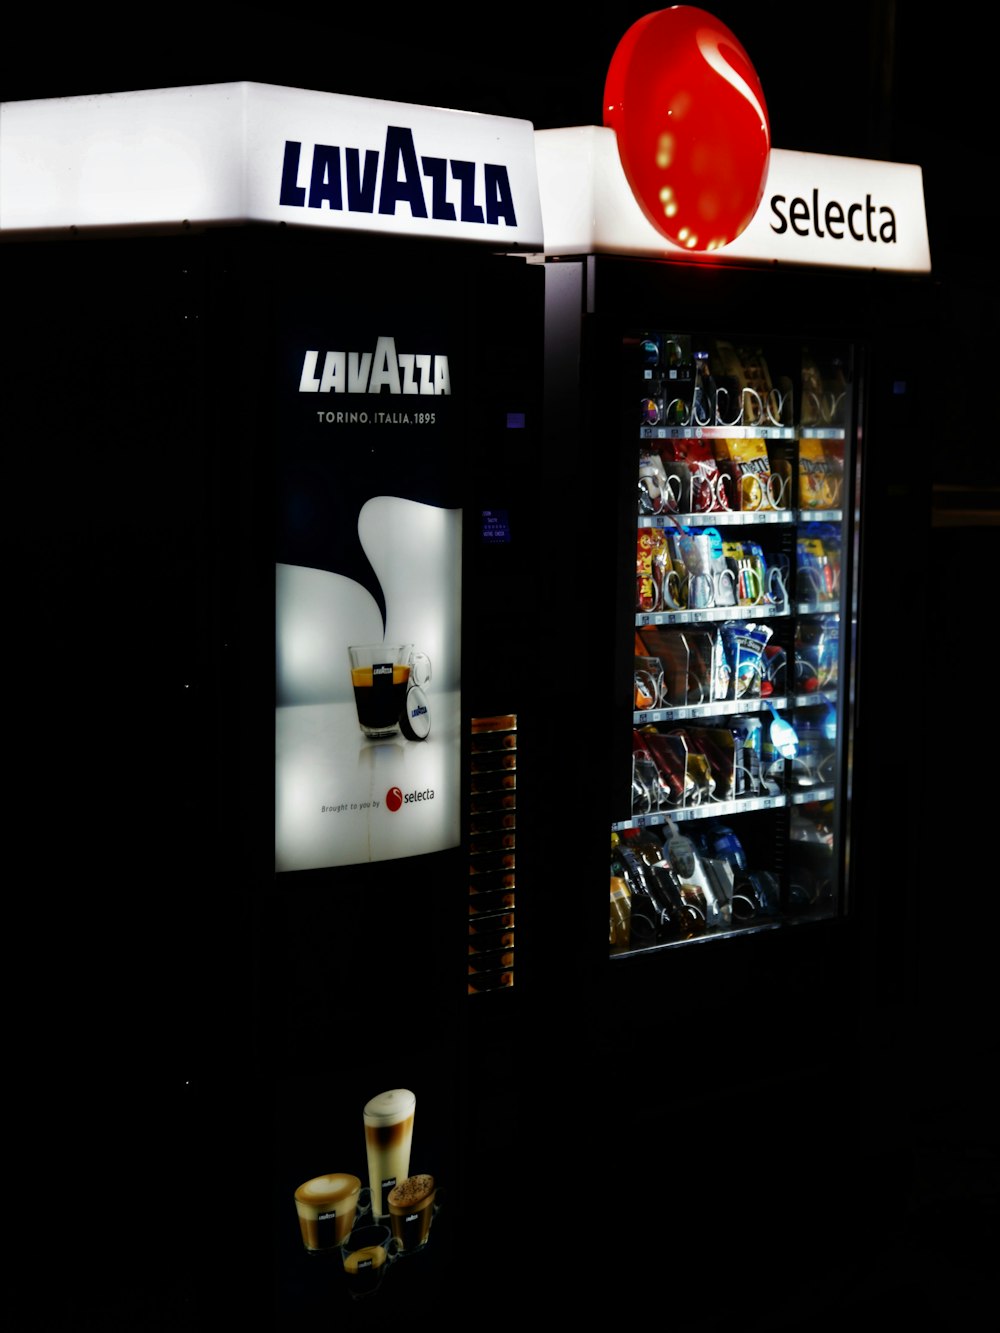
[660,819,730,930]
[799,438,843,509]
[691,350,718,426]
[634,655,663,711]
[731,716,763,796]
[801,349,849,428]
[639,448,671,515]
[686,436,731,513]
[641,728,695,806]
[679,726,736,801]
[712,340,787,427]
[658,333,693,382]
[723,539,766,607]
[632,730,668,813]
[636,527,673,613]
[680,741,716,803]
[720,621,774,699]
[620,826,703,941]
[673,530,714,607]
[658,438,693,512]
[733,344,774,426]
[640,394,664,428]
[795,615,839,691]
[800,349,825,427]
[822,439,845,507]
[796,529,840,601]
[711,627,732,701]
[713,436,780,512]
[610,875,631,949]
[762,644,787,696]
[744,539,783,606]
[637,626,690,707]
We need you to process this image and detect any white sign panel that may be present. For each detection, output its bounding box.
[1,82,544,249]
[272,270,468,872]
[535,126,931,273]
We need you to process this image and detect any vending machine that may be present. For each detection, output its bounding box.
[1,80,547,1325]
[2,14,941,1320]
[509,11,939,1312]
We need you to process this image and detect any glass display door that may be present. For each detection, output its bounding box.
[613,328,855,956]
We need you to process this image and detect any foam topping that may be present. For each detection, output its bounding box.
[388,1174,434,1209]
[363,1088,416,1125]
[295,1173,360,1205]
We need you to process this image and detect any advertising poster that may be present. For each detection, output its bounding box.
[274,249,465,872]
[272,1060,458,1320]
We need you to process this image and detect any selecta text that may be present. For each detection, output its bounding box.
[770,189,897,243]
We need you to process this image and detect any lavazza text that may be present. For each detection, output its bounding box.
[299,340,451,396]
[279,128,519,226]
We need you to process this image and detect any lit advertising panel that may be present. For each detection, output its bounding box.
[535,128,931,272]
[0,83,543,250]
[274,253,464,871]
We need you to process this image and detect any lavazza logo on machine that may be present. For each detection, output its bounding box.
[279,127,520,227]
[298,338,451,396]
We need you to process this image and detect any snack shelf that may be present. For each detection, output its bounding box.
[639,426,844,442]
[789,689,837,708]
[634,694,793,725]
[640,425,798,441]
[637,604,786,626]
[614,783,836,831]
[641,510,796,528]
[799,509,843,524]
[609,916,784,957]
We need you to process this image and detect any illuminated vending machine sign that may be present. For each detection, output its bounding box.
[268,97,541,873]
[535,5,931,272]
[274,320,465,871]
[0,82,542,875]
[0,81,542,247]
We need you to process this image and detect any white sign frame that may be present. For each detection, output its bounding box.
[534,126,931,273]
[0,81,544,249]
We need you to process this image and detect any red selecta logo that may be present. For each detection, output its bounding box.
[603,6,771,252]
[386,786,403,812]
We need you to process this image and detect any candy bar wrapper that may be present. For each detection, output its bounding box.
[636,527,671,613]
[714,436,777,512]
[799,436,842,509]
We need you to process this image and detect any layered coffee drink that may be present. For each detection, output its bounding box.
[294,1172,362,1253]
[387,1173,436,1250]
[363,1088,415,1217]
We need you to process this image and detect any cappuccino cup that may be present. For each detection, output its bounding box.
[363,1088,415,1218]
[387,1173,438,1251]
[293,1172,363,1254]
